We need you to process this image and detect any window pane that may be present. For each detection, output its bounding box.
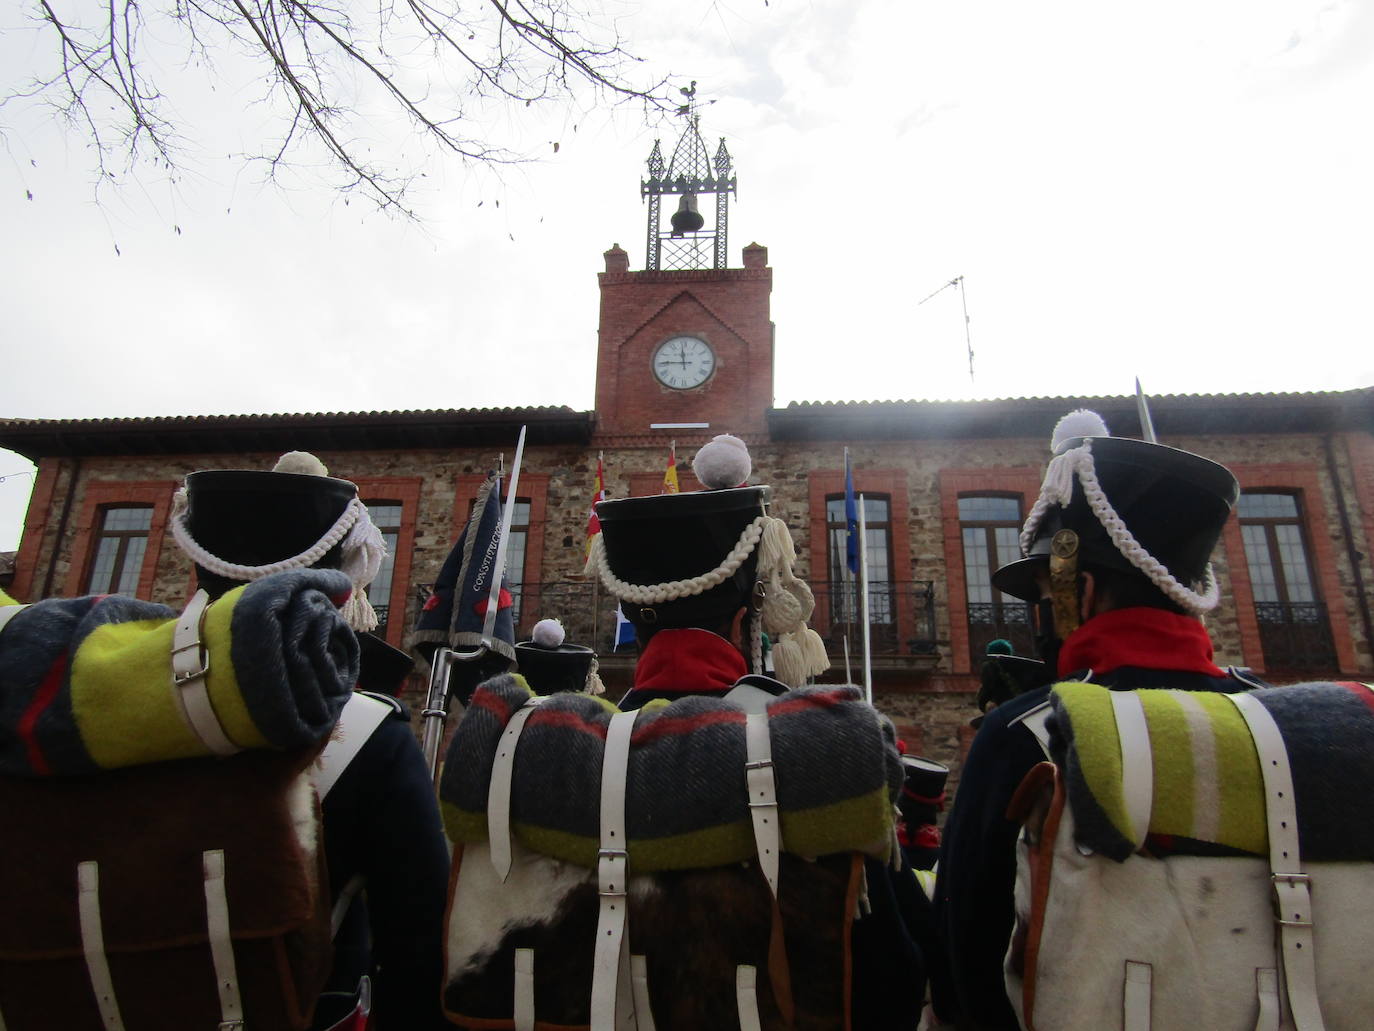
[1237,493,1298,520]
[366,503,403,530]
[1274,524,1315,602]
[826,498,846,524]
[115,537,146,595]
[962,527,992,604]
[958,496,1020,523]
[87,536,121,594]
[103,507,152,532]
[1241,524,1280,603]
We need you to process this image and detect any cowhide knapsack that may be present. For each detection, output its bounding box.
[437,675,904,1031]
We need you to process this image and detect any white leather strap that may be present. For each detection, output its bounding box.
[487,696,545,882]
[77,861,125,1031]
[316,693,393,800]
[630,955,656,1031]
[1010,699,1053,759]
[1122,960,1152,1031]
[591,710,639,1030]
[169,590,240,757]
[1226,691,1326,1031]
[513,948,535,1031]
[1111,691,1154,851]
[736,965,763,1031]
[744,713,781,897]
[330,874,367,940]
[1255,968,1280,1031]
[202,849,244,1029]
[0,603,28,636]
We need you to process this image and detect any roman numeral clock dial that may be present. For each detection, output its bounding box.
[652,335,716,390]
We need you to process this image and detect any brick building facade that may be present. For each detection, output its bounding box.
[4,116,1373,787]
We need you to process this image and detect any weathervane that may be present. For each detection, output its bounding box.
[642,81,735,271]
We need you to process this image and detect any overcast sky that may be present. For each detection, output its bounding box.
[3,0,1372,552]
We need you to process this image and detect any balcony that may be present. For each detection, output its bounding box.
[1254,601,1338,675]
[965,601,1035,666]
[414,579,941,661]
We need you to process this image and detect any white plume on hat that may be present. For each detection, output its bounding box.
[692,434,751,489]
[1050,410,1109,456]
[273,451,331,476]
[531,617,566,648]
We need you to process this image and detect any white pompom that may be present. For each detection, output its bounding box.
[273,451,330,476]
[1050,410,1109,455]
[532,618,565,648]
[692,434,751,490]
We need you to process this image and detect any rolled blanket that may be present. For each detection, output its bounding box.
[440,675,902,872]
[1050,680,1374,863]
[0,569,358,776]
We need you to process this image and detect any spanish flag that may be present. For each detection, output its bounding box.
[584,452,605,560]
[662,442,680,495]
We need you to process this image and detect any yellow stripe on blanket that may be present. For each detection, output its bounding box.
[1053,682,1267,855]
[71,588,270,767]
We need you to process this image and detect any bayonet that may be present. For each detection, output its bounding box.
[1135,377,1158,444]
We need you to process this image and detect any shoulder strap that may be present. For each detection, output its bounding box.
[1224,691,1327,1031]
[0,603,28,635]
[316,693,393,801]
[1010,699,1054,759]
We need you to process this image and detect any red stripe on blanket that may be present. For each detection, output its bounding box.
[767,688,858,717]
[1337,682,1374,718]
[531,707,609,740]
[470,689,515,724]
[19,653,68,776]
[631,707,745,746]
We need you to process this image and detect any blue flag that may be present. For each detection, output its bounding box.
[613,603,637,650]
[845,449,859,575]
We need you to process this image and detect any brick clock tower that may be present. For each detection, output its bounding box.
[593,94,774,444]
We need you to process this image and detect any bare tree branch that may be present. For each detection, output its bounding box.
[7,0,671,216]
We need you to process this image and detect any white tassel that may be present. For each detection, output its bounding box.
[585,658,606,696]
[340,591,379,632]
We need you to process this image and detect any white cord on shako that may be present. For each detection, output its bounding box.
[168,487,387,631]
[591,514,829,687]
[1020,438,1220,614]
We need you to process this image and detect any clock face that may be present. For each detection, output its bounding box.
[652,335,716,390]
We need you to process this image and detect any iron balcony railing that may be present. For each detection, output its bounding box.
[413,579,941,660]
[1254,601,1338,674]
[965,601,1035,666]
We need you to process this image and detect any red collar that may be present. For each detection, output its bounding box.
[633,629,747,694]
[1058,607,1224,678]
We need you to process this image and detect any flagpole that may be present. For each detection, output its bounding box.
[858,494,873,705]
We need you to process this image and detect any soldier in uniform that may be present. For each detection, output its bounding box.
[931,410,1265,1030]
[174,454,450,1030]
[513,617,606,696]
[590,433,927,1030]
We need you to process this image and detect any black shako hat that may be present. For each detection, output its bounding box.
[515,641,597,694]
[992,428,1239,606]
[356,632,416,696]
[182,469,357,576]
[595,485,770,632]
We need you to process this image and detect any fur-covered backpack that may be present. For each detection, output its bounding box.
[437,675,903,1031]
[0,571,363,1030]
[1006,680,1374,1031]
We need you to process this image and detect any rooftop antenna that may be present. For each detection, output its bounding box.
[918,274,975,380]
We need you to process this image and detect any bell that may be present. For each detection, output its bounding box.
[669,193,705,236]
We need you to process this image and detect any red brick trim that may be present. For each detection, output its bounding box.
[453,473,550,635]
[64,481,177,600]
[9,458,62,601]
[354,477,423,648]
[1344,432,1374,595]
[806,468,913,653]
[1220,464,1357,674]
[938,467,1042,674]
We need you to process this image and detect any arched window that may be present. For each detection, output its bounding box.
[85,505,153,595]
[958,494,1033,663]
